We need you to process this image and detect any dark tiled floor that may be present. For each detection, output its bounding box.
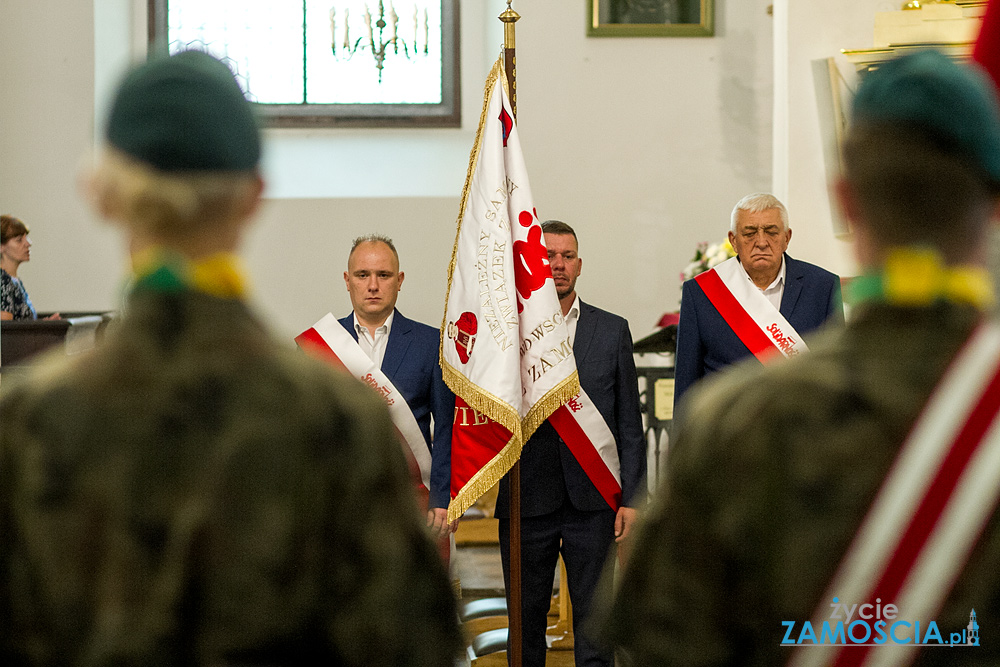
[457,543,572,666]
[456,544,561,599]
[456,544,506,597]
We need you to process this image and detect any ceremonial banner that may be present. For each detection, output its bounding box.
[441,56,580,521]
[695,256,808,362]
[296,314,432,492]
[790,323,1000,667]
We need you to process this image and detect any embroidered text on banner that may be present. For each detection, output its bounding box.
[440,56,580,521]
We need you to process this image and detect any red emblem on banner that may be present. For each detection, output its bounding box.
[499,105,513,147]
[448,311,479,364]
[513,213,552,313]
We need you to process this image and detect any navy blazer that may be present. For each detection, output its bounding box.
[673,254,844,408]
[496,300,647,517]
[339,310,454,509]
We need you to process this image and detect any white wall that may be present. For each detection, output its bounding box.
[511,0,774,339]
[2,0,783,343]
[1,0,123,316]
[773,0,902,280]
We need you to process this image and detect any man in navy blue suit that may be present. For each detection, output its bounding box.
[496,221,646,667]
[340,234,455,537]
[674,193,844,410]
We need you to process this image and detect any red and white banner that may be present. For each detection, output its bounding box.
[296,313,432,492]
[441,57,581,521]
[695,256,808,362]
[791,322,1000,667]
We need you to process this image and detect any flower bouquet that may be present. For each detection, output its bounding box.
[681,239,736,282]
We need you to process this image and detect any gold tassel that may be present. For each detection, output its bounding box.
[447,430,521,523]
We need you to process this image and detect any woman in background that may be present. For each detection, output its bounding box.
[1,214,38,320]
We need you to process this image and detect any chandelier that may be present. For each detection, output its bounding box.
[329,1,430,82]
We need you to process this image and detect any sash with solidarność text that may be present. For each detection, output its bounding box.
[295,313,432,493]
[694,256,808,362]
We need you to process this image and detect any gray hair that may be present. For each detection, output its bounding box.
[730,193,790,234]
[349,234,398,262]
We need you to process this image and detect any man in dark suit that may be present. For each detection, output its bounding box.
[674,193,844,408]
[496,220,646,667]
[339,235,455,536]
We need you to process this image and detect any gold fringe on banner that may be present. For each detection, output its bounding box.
[439,55,505,356]
[521,370,580,443]
[447,430,520,523]
[441,361,523,440]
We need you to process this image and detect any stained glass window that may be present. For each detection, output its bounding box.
[149,0,460,126]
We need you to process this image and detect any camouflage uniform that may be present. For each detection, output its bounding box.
[606,301,1000,666]
[0,287,462,666]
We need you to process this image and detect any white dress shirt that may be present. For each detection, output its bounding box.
[565,294,581,346]
[739,256,786,311]
[353,310,394,369]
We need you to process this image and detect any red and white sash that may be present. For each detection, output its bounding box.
[549,387,622,512]
[295,313,432,492]
[791,322,1000,667]
[695,257,808,362]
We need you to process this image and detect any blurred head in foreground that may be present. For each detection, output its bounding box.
[837,50,1000,269]
[87,49,263,258]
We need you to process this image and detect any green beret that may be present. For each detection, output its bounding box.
[851,49,1000,184]
[105,50,261,172]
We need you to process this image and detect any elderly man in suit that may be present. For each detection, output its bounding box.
[339,234,456,536]
[496,220,646,667]
[673,193,844,408]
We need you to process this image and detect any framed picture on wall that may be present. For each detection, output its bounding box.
[588,0,714,37]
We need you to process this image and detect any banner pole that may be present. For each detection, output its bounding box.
[499,6,522,667]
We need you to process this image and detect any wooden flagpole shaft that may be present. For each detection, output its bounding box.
[499,5,521,666]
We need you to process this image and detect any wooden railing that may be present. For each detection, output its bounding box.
[1,312,114,369]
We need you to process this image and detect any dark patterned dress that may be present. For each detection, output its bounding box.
[0,268,36,320]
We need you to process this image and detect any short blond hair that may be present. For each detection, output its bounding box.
[88,148,259,240]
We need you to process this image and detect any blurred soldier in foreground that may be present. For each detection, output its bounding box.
[0,50,461,666]
[606,50,1000,666]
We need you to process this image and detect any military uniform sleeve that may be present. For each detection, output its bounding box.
[607,376,768,666]
[316,383,463,665]
[0,390,15,661]
[199,364,463,667]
